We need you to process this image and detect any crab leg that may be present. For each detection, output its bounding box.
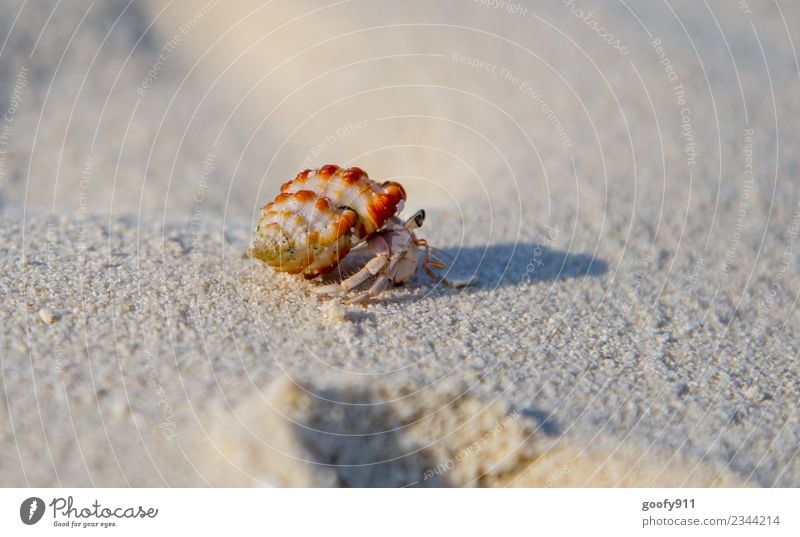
[414,238,445,277]
[345,249,408,303]
[311,254,389,295]
[346,273,392,304]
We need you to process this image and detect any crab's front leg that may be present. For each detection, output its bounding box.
[345,272,393,304]
[346,241,419,304]
[312,251,398,304]
[311,254,389,296]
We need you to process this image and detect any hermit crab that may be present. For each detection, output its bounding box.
[248,164,465,303]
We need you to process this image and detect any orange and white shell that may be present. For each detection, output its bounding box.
[249,165,406,278]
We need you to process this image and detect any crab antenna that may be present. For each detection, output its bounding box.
[428,245,454,260]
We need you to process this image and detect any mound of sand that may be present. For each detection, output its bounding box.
[197,374,743,487]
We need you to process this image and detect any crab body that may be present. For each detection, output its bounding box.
[249,165,467,302]
[249,165,406,278]
[311,210,440,303]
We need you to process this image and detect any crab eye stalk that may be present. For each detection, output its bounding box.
[404,209,425,229]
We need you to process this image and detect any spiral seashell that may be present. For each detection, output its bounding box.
[249,165,406,278]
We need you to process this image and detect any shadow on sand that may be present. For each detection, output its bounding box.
[432,242,608,292]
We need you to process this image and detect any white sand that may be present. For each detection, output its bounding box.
[1,0,798,486]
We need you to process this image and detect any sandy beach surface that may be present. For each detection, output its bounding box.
[1,1,798,486]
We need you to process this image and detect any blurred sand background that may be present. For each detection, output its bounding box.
[1,0,798,486]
